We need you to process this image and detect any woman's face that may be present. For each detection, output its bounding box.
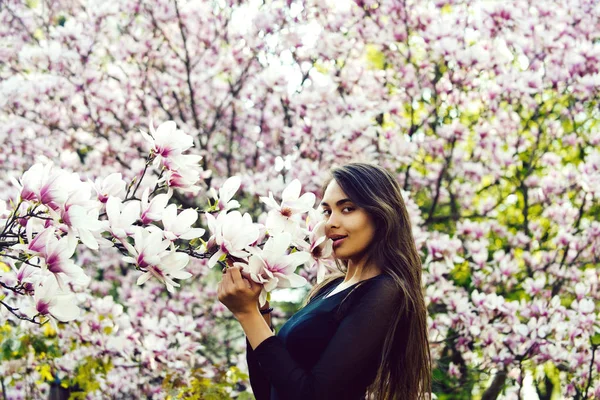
[320,180,377,262]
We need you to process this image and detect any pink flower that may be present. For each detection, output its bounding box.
[22,274,81,326]
[205,211,260,268]
[260,179,315,235]
[140,120,194,161]
[235,232,309,307]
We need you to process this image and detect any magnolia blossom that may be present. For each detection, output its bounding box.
[122,228,192,292]
[41,233,91,289]
[140,187,171,224]
[205,211,260,268]
[260,179,316,235]
[307,220,334,284]
[211,176,241,211]
[22,274,81,326]
[235,232,309,306]
[51,186,107,250]
[140,120,194,162]
[106,196,140,239]
[12,163,76,210]
[160,154,205,193]
[93,173,126,203]
[161,204,205,241]
[12,220,55,255]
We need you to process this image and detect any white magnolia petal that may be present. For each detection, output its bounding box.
[137,272,152,285]
[281,179,301,203]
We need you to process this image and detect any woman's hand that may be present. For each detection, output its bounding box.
[218,266,264,319]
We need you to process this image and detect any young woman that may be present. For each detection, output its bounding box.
[218,163,432,400]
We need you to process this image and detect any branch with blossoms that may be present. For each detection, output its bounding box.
[0,120,335,327]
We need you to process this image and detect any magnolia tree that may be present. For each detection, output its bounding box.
[0,120,334,397]
[1,0,600,399]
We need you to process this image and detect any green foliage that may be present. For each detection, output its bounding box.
[163,366,251,399]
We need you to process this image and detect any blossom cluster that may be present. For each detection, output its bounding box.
[0,121,333,329]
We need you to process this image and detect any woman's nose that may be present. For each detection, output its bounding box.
[325,212,339,230]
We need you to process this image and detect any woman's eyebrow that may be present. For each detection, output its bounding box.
[320,198,352,207]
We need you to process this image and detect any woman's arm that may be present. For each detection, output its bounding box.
[246,301,274,400]
[237,307,275,350]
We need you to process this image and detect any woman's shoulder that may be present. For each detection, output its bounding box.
[347,274,400,304]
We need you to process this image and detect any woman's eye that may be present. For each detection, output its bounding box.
[321,209,331,216]
[342,207,354,213]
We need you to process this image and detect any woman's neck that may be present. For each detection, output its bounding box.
[344,255,382,284]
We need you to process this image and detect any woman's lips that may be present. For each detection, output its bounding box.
[332,237,347,248]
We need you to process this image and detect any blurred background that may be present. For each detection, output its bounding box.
[0,0,599,398]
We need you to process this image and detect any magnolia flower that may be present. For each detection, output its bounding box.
[22,274,81,325]
[235,232,309,306]
[137,250,192,293]
[50,186,107,250]
[122,228,171,270]
[42,233,90,290]
[210,176,241,211]
[140,120,194,166]
[161,154,204,193]
[140,187,171,224]
[161,204,205,241]
[12,221,55,255]
[12,163,74,210]
[260,179,315,235]
[122,229,192,292]
[93,172,126,203]
[205,211,260,268]
[106,196,140,239]
[307,220,334,284]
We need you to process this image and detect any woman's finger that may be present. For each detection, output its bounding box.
[229,266,246,290]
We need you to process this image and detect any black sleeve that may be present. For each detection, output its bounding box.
[246,325,275,400]
[250,279,400,400]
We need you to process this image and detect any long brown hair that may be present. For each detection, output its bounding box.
[303,162,432,400]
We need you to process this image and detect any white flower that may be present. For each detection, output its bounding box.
[213,176,241,211]
[205,211,260,267]
[140,120,194,161]
[236,232,309,306]
[92,172,126,203]
[41,233,90,290]
[161,154,204,193]
[307,220,334,284]
[140,188,171,224]
[123,229,193,293]
[22,274,81,326]
[161,204,205,241]
[106,196,140,239]
[260,179,315,235]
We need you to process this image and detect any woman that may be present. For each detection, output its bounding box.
[218,163,432,400]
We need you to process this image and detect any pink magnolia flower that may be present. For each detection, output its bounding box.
[106,196,140,239]
[140,120,194,163]
[93,172,126,203]
[260,179,316,235]
[23,275,81,326]
[12,163,74,210]
[12,221,55,255]
[209,176,241,211]
[140,187,171,224]
[122,228,171,270]
[49,185,107,250]
[41,233,90,290]
[205,211,260,268]
[122,229,192,292]
[307,220,334,284]
[138,250,192,293]
[161,204,205,241]
[160,154,206,193]
[235,232,309,306]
